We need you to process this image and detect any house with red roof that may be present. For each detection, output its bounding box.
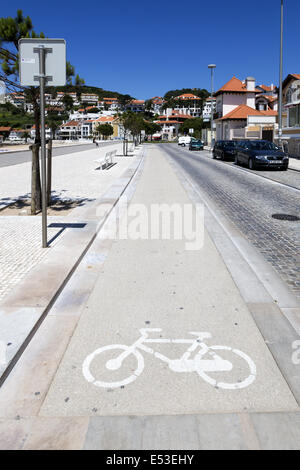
[58,120,82,140]
[163,93,203,118]
[154,111,192,140]
[214,76,278,142]
[281,73,300,156]
[125,100,145,113]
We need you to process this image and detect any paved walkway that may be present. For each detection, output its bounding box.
[0,143,136,302]
[290,157,300,172]
[0,145,299,449]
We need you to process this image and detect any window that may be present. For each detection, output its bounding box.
[288,105,300,127]
[286,87,293,104]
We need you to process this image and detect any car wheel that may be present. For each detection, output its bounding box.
[282,165,288,171]
[248,158,256,170]
[220,151,225,161]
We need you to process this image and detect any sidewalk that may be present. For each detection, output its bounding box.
[0,142,137,302]
[0,145,299,449]
[289,157,300,171]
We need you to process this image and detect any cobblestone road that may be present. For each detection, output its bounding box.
[163,145,300,299]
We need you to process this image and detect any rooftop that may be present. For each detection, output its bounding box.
[215,76,260,95]
[218,104,277,120]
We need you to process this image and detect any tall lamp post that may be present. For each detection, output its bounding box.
[278,0,284,150]
[208,64,216,149]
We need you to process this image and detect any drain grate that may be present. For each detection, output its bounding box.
[272,213,300,221]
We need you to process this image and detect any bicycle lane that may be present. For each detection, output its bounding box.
[35,144,298,422]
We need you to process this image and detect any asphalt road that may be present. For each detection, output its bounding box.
[162,144,300,299]
[0,142,114,168]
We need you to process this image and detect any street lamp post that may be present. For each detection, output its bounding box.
[208,64,216,149]
[278,0,284,150]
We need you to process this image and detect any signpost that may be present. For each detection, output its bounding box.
[19,38,66,247]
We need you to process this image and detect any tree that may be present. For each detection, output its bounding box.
[143,121,161,141]
[61,94,74,112]
[95,123,114,140]
[117,94,133,110]
[75,74,85,86]
[22,130,30,142]
[179,117,203,139]
[144,99,154,112]
[127,114,144,145]
[0,10,84,212]
[117,111,135,155]
[0,10,45,213]
[66,62,75,85]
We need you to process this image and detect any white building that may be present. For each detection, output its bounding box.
[30,125,53,140]
[58,120,81,140]
[172,93,203,117]
[202,96,216,122]
[214,76,277,141]
[125,100,145,113]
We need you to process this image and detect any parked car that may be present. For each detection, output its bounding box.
[178,136,196,146]
[213,140,237,160]
[189,139,204,151]
[235,140,289,170]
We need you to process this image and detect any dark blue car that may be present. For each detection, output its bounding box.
[235,140,289,170]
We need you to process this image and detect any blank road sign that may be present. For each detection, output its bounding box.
[19,38,66,86]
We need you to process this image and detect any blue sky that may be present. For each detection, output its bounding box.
[2,1,300,98]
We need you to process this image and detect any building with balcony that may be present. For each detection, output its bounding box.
[214,76,277,142]
[80,93,99,105]
[202,96,216,122]
[58,120,81,140]
[125,100,145,113]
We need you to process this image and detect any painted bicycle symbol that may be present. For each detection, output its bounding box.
[82,328,256,390]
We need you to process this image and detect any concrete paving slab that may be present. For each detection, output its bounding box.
[142,415,199,450]
[0,307,43,376]
[251,412,300,450]
[0,315,78,418]
[196,413,247,450]
[82,413,256,450]
[84,416,144,450]
[0,418,34,450]
[39,148,298,418]
[22,416,89,450]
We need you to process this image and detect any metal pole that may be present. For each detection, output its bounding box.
[278,0,283,149]
[38,46,48,248]
[208,64,216,150]
[211,68,214,149]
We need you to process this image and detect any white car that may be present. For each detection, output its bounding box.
[178,136,195,147]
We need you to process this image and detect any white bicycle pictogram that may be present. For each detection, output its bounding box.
[82,328,256,390]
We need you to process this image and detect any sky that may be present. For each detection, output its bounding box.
[2,1,300,99]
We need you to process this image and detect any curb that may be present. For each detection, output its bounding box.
[0,145,145,386]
